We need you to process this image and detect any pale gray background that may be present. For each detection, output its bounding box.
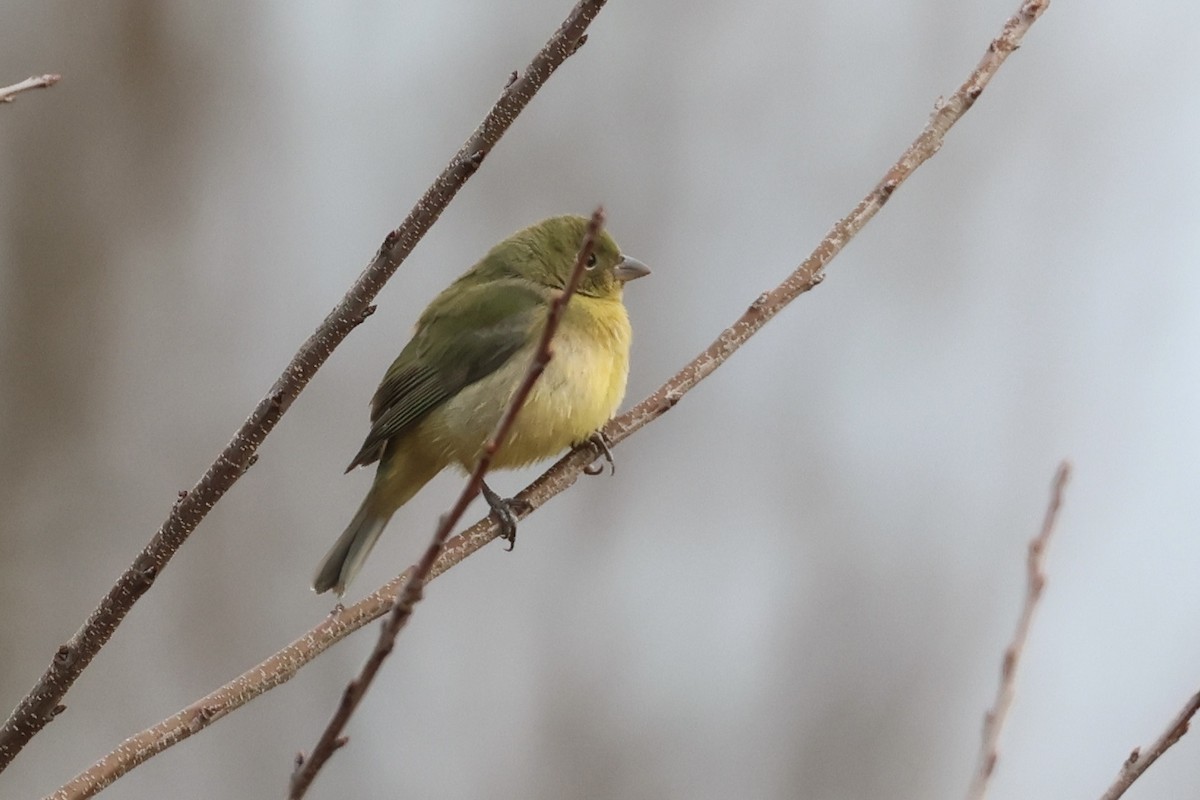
[3,2,1199,798]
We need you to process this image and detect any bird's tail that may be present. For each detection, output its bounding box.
[312,495,393,596]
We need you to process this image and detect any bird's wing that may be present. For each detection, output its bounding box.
[345,279,545,471]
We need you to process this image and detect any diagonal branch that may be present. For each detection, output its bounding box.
[44,2,1052,797]
[1098,691,1200,800]
[0,73,60,104]
[0,0,608,773]
[286,208,607,799]
[965,461,1071,800]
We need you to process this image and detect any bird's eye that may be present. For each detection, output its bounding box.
[586,253,598,269]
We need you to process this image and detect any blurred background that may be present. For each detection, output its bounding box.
[3,1,1199,798]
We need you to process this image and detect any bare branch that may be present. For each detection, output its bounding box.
[0,0,608,773]
[287,208,607,799]
[0,73,60,104]
[1098,692,1200,800]
[44,1,1052,795]
[965,461,1070,800]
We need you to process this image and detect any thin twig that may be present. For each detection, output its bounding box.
[45,2,1051,796]
[965,461,1070,800]
[0,74,60,104]
[0,0,607,774]
[1098,692,1200,800]
[287,208,606,799]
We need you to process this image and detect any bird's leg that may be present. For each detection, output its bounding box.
[582,430,615,476]
[481,480,520,551]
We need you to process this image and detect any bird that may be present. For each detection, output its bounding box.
[312,215,650,596]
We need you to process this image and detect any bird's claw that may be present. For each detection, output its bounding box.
[583,431,615,476]
[481,481,522,550]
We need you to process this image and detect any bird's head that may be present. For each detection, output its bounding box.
[487,215,650,300]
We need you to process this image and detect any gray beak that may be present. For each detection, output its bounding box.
[612,255,651,283]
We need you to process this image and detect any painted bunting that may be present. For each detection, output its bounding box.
[312,215,650,595]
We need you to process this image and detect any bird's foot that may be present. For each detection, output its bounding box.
[481,480,525,551]
[582,431,615,476]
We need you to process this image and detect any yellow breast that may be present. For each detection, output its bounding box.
[427,294,633,470]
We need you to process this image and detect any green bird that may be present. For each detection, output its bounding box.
[313,215,650,596]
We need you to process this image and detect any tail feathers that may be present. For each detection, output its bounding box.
[312,499,393,596]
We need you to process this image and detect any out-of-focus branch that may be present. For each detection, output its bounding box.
[965,461,1070,800]
[1098,692,1200,800]
[45,2,1051,797]
[286,208,607,799]
[0,73,60,104]
[0,0,608,774]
